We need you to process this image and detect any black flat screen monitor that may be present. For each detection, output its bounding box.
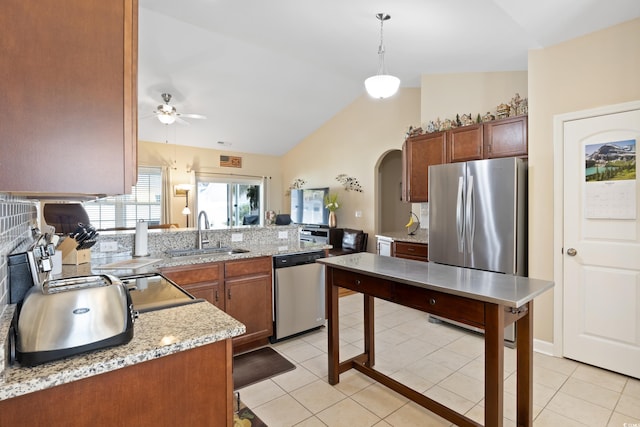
[290,188,329,226]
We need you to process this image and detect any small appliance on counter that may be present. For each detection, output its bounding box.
[16,274,135,366]
[8,233,136,366]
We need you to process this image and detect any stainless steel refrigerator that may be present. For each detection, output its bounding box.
[428,157,527,344]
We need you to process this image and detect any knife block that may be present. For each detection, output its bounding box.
[58,237,92,265]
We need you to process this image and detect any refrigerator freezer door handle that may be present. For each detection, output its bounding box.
[456,176,464,252]
[465,175,475,253]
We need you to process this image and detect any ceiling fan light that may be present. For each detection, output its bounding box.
[365,74,400,99]
[157,113,176,125]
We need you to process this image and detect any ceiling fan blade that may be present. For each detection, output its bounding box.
[177,113,206,120]
[175,117,191,125]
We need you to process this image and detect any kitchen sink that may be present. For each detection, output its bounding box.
[165,247,250,258]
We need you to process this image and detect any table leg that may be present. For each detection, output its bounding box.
[485,303,504,427]
[327,268,340,385]
[363,294,375,367]
[516,301,533,427]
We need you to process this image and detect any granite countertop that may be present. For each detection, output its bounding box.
[317,252,554,307]
[0,240,327,401]
[0,302,245,401]
[374,229,428,244]
[58,241,330,277]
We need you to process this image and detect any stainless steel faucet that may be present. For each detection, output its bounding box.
[197,210,210,249]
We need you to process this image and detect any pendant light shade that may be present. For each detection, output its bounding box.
[365,74,401,99]
[365,13,400,99]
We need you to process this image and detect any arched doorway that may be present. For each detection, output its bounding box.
[375,149,410,234]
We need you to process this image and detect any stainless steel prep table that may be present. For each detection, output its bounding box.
[317,253,554,427]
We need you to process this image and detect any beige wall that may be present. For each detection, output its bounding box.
[420,71,528,124]
[528,18,640,342]
[280,88,421,244]
[138,140,284,227]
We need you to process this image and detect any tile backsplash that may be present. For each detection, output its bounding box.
[0,194,39,308]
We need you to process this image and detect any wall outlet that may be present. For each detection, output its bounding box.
[99,241,118,252]
[231,233,243,242]
[278,231,288,239]
[355,210,363,218]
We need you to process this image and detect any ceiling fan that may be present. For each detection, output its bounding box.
[153,93,206,125]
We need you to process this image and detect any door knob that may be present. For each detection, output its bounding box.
[566,248,577,256]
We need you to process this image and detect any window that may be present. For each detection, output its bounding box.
[84,166,163,230]
[196,174,263,227]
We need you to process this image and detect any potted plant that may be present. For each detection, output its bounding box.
[324,193,339,228]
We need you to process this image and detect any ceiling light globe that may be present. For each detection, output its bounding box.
[157,114,176,125]
[365,74,400,99]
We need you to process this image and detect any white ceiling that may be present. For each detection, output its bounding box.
[138,0,640,156]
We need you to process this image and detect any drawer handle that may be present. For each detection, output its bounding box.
[429,298,436,306]
[408,248,415,252]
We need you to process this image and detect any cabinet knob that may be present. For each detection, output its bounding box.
[355,279,361,285]
[215,290,219,302]
[429,298,436,306]
[228,289,232,299]
[566,248,577,256]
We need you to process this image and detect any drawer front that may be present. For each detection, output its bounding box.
[225,256,271,278]
[161,263,220,285]
[395,282,485,328]
[394,242,428,258]
[331,269,395,301]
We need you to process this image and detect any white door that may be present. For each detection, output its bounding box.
[563,106,640,379]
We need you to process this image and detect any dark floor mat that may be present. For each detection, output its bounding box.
[233,347,295,390]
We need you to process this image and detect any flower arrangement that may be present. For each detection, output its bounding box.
[324,193,340,211]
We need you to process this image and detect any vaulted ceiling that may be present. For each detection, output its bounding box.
[138,0,640,156]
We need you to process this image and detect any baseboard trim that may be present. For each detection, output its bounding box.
[533,339,554,356]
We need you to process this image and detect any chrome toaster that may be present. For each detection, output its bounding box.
[16,274,135,366]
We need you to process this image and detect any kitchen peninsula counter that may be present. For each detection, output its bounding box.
[0,301,245,401]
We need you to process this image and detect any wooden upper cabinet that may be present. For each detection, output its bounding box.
[402,131,447,202]
[448,123,483,163]
[484,115,528,158]
[0,0,138,196]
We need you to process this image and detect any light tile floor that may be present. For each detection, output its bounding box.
[239,294,640,426]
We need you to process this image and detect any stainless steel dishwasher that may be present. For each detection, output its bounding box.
[271,250,326,342]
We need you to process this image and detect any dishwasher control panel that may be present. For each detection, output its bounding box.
[273,251,325,268]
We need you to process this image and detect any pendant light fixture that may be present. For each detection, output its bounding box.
[365,13,400,99]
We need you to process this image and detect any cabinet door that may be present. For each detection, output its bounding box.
[224,257,273,348]
[484,115,528,158]
[402,132,447,202]
[225,274,273,347]
[181,282,224,310]
[448,124,483,163]
[161,263,223,309]
[1,0,138,195]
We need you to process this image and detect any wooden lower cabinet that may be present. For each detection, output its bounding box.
[161,256,273,352]
[224,257,273,353]
[0,340,233,427]
[393,241,429,262]
[162,263,224,310]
